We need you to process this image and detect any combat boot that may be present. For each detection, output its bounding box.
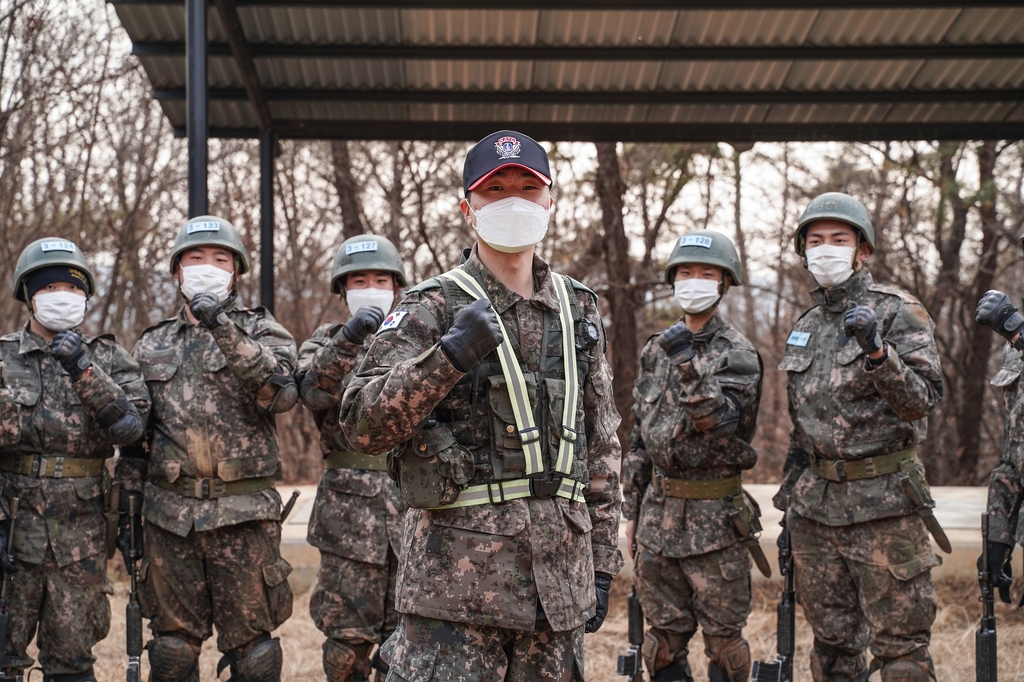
[650,661,694,682]
[323,639,374,682]
[147,635,199,682]
[809,639,867,682]
[217,635,282,682]
[704,635,751,682]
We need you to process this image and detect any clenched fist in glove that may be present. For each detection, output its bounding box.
[50,330,92,380]
[342,306,387,344]
[439,299,503,373]
[190,292,227,329]
[585,573,613,633]
[976,290,1024,345]
[659,321,695,364]
[843,304,883,356]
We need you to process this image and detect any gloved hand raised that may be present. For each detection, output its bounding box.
[658,322,694,363]
[976,290,1024,343]
[843,304,883,355]
[50,330,92,380]
[438,299,503,373]
[190,292,227,330]
[585,573,613,633]
[342,306,386,344]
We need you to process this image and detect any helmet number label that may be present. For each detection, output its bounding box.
[40,241,76,253]
[187,221,221,234]
[346,241,379,255]
[678,235,712,249]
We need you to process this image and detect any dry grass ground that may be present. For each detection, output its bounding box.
[24,574,1024,681]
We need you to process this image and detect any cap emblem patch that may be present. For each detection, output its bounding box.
[495,136,521,160]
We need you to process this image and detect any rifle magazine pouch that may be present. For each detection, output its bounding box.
[398,426,472,509]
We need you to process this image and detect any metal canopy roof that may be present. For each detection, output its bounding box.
[111,1,1024,142]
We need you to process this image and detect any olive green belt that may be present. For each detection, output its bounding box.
[0,454,105,478]
[325,450,387,472]
[655,472,742,499]
[811,447,917,483]
[155,475,274,499]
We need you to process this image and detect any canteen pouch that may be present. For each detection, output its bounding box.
[397,425,473,509]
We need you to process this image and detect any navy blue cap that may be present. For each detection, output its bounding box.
[462,130,552,196]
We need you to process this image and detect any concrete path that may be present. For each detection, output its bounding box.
[277,483,989,589]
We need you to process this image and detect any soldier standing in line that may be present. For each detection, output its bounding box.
[975,243,1024,604]
[0,238,149,682]
[775,192,945,682]
[115,216,299,682]
[296,234,409,682]
[337,130,623,681]
[622,230,764,682]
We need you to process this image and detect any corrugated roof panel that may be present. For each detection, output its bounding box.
[764,103,893,123]
[159,100,185,128]
[210,100,257,128]
[646,104,771,123]
[112,5,185,42]
[271,101,409,121]
[530,103,646,123]
[238,7,401,44]
[886,101,1018,122]
[671,10,816,46]
[403,60,534,90]
[532,61,662,91]
[256,58,406,89]
[656,61,790,90]
[1005,104,1024,121]
[785,60,924,91]
[537,11,677,47]
[945,7,1024,43]
[408,103,532,121]
[808,9,959,46]
[137,56,240,89]
[912,59,1024,89]
[400,10,540,46]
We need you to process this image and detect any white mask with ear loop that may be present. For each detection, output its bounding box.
[805,245,857,289]
[346,288,395,317]
[468,197,550,253]
[33,291,87,332]
[180,264,234,302]
[674,279,722,314]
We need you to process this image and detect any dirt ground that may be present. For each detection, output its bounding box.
[24,574,1024,681]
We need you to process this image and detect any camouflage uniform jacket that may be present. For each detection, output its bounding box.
[986,342,1024,547]
[622,312,762,558]
[118,299,297,536]
[0,324,149,565]
[338,247,624,632]
[776,268,943,526]
[297,323,405,564]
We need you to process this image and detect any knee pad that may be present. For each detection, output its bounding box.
[221,637,283,682]
[642,628,693,679]
[810,639,867,682]
[704,636,750,682]
[147,635,199,682]
[878,648,935,682]
[323,639,373,682]
[650,660,694,682]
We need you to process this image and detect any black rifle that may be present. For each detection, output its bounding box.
[0,497,21,682]
[976,513,997,682]
[752,514,795,682]
[125,494,142,682]
[617,494,644,682]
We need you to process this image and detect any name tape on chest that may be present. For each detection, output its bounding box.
[187,221,220,234]
[678,235,713,249]
[40,241,76,253]
[346,241,378,255]
[786,330,811,347]
[378,310,408,332]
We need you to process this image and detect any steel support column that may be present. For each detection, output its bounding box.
[186,0,208,216]
[259,130,275,313]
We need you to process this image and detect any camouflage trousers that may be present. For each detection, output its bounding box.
[139,519,294,654]
[634,541,752,675]
[5,547,111,675]
[789,512,939,680]
[381,613,584,682]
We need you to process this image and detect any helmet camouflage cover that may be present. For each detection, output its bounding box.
[168,215,251,275]
[665,230,743,286]
[12,238,96,302]
[795,192,875,256]
[331,234,408,293]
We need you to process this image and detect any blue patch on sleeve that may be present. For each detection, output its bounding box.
[787,331,811,347]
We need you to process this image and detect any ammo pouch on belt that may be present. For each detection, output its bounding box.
[395,425,474,509]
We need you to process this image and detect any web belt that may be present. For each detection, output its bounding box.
[432,476,587,509]
[0,454,106,478]
[325,450,388,472]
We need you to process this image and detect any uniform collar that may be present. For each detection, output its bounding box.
[172,293,240,331]
[691,310,725,343]
[18,323,51,355]
[811,267,873,312]
[463,245,558,315]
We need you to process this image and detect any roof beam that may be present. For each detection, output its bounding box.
[132,40,1024,62]
[171,119,1024,142]
[112,1,1024,9]
[153,86,1024,106]
[212,0,272,131]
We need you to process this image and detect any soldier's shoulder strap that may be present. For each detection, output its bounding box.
[868,281,922,306]
[0,331,22,343]
[404,277,443,295]
[566,276,599,302]
[139,317,178,338]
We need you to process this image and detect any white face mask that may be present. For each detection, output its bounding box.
[805,244,856,289]
[674,278,722,314]
[33,291,87,332]
[346,287,395,317]
[468,196,550,253]
[180,264,234,302]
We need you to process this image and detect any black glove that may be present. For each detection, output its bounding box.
[658,321,694,363]
[116,493,144,566]
[976,290,1024,343]
[585,572,613,633]
[0,520,16,574]
[438,299,503,373]
[979,541,1014,604]
[50,330,92,380]
[299,370,336,412]
[843,304,883,355]
[190,292,227,329]
[342,306,387,344]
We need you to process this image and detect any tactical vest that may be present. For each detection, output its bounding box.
[393,267,600,509]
